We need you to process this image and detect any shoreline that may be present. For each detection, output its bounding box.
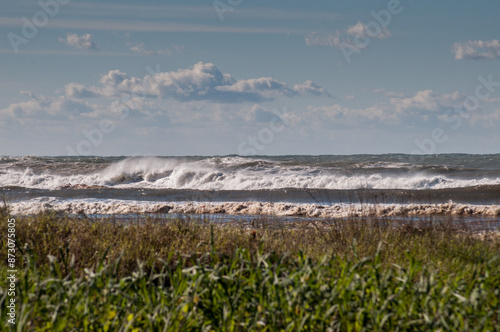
[8,197,500,218]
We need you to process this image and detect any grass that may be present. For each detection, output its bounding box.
[1,210,499,330]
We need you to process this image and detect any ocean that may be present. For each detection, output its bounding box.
[2,154,500,227]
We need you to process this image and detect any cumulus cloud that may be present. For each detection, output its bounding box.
[66,62,331,103]
[99,69,130,86]
[1,62,330,125]
[64,83,100,98]
[59,33,97,50]
[96,69,156,98]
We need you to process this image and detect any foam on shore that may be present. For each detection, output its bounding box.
[8,198,500,218]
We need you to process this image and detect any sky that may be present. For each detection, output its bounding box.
[1,0,500,156]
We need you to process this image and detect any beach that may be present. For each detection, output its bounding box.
[3,154,500,228]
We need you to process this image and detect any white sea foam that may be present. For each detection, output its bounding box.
[2,157,500,191]
[8,197,500,218]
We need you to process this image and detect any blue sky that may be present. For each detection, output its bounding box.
[1,0,500,156]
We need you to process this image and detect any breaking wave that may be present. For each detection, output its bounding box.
[2,156,500,191]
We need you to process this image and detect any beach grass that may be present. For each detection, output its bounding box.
[1,210,499,330]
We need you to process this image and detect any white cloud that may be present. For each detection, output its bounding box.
[59,33,97,50]
[293,81,332,97]
[346,22,391,40]
[99,70,130,86]
[5,83,489,132]
[97,70,155,98]
[389,90,466,113]
[1,62,331,129]
[64,83,100,98]
[67,62,331,103]
[129,43,172,56]
[295,90,477,128]
[215,77,294,101]
[0,94,101,120]
[304,90,467,125]
[305,22,391,51]
[452,40,500,60]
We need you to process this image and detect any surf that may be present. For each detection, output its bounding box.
[2,155,500,191]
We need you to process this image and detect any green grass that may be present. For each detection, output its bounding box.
[1,211,499,331]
